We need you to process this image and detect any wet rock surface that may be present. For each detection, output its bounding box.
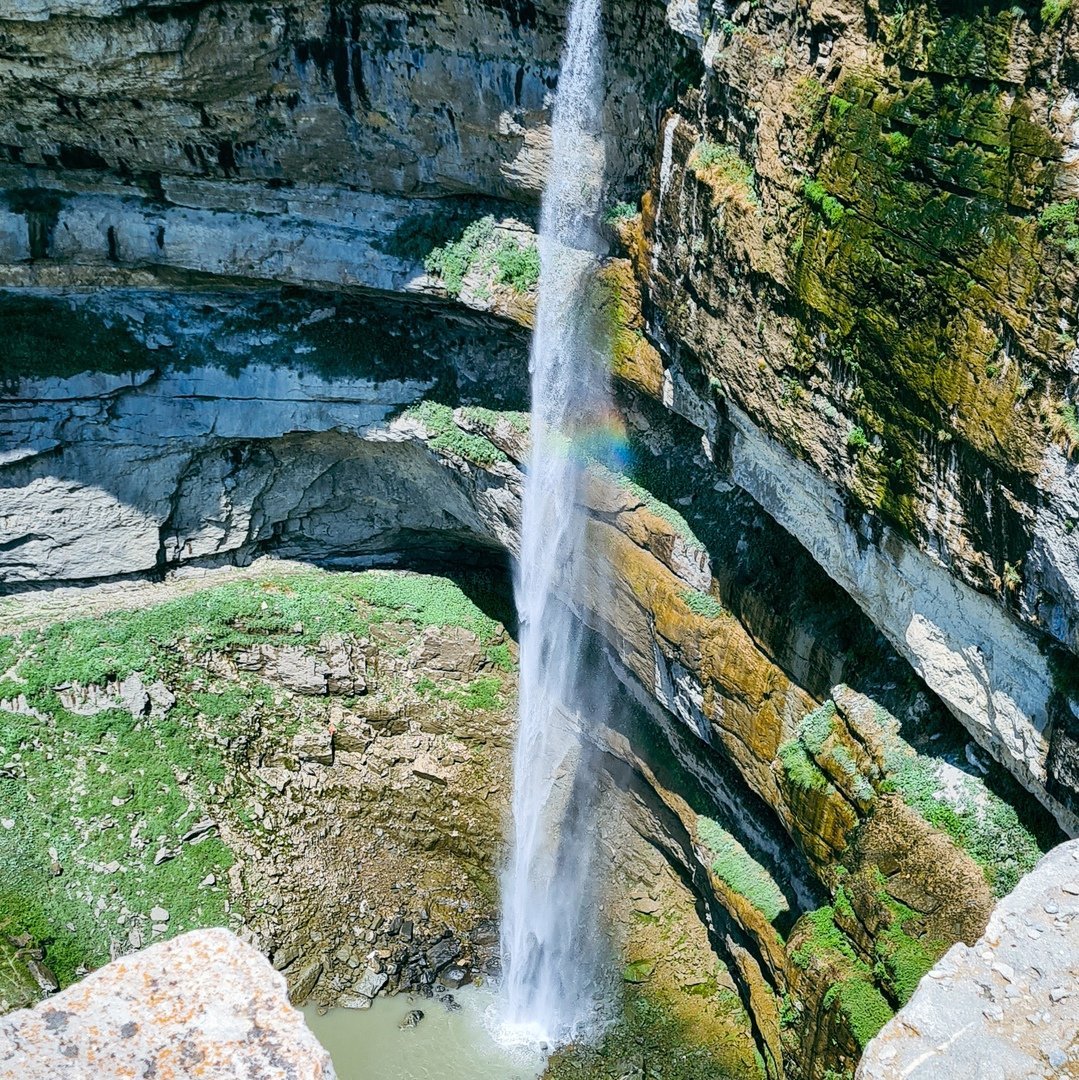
[0,929,336,1078]
[858,840,1079,1079]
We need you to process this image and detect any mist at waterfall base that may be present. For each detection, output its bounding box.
[498,0,617,1051]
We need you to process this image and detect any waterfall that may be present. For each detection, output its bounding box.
[499,0,611,1048]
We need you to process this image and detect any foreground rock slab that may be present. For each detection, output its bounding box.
[858,840,1079,1079]
[0,928,336,1079]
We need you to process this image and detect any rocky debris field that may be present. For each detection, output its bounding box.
[0,563,517,1014]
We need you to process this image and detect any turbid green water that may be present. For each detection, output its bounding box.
[303,987,546,1080]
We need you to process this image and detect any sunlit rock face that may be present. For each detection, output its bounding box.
[857,839,1079,1080]
[0,929,336,1079]
[633,2,1079,831]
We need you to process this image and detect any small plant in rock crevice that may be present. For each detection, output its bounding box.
[690,140,760,210]
[1038,201,1079,256]
[846,425,870,450]
[680,590,727,620]
[804,178,848,225]
[1048,402,1079,456]
[603,201,639,223]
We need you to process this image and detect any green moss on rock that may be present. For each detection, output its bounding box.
[830,978,893,1049]
[883,752,1042,895]
[697,817,788,923]
[404,400,510,467]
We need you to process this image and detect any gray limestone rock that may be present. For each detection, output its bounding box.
[858,839,1079,1079]
[292,729,334,767]
[0,929,335,1078]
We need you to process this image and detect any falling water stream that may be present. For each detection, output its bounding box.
[499,0,613,1049]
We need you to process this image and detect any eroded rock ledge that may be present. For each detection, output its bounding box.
[0,928,336,1078]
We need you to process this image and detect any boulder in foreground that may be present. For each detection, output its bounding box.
[0,928,336,1079]
[858,840,1079,1078]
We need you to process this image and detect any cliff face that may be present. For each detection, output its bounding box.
[635,0,1079,842]
[1,0,1078,1077]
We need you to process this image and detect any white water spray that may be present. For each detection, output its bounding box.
[499,0,611,1048]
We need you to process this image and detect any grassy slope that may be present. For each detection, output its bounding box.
[0,568,509,988]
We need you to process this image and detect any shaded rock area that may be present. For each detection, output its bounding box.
[858,840,1079,1079]
[0,928,335,1078]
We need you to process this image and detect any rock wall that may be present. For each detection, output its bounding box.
[627,0,1079,832]
[0,0,678,200]
[0,288,527,582]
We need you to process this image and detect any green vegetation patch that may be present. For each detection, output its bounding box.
[417,674,504,711]
[0,930,39,1013]
[781,700,875,802]
[827,978,893,1049]
[846,425,870,450]
[873,906,937,1004]
[604,201,639,223]
[680,590,727,620]
[590,463,706,553]
[1038,201,1079,256]
[1049,402,1079,455]
[883,753,1042,895]
[1042,0,1071,27]
[697,817,787,923]
[492,238,540,292]
[791,905,858,969]
[404,400,510,467]
[777,739,829,792]
[0,702,233,987]
[424,216,496,297]
[793,905,895,1047]
[690,141,760,208]
[623,959,655,982]
[799,702,837,754]
[545,986,760,1080]
[804,178,848,225]
[15,569,506,691]
[457,405,530,435]
[423,216,539,297]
